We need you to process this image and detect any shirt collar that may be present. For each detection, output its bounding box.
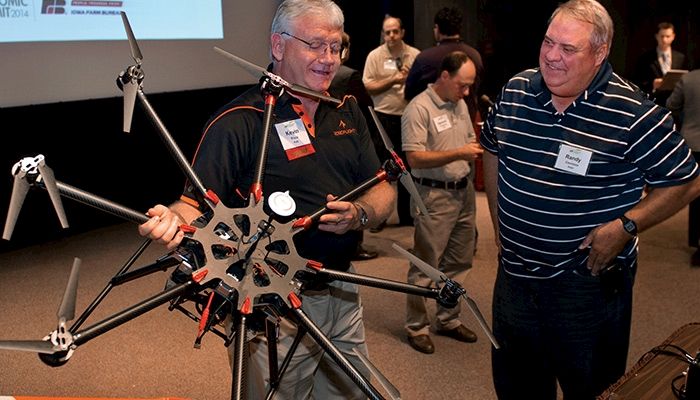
[531,61,613,109]
[426,84,455,109]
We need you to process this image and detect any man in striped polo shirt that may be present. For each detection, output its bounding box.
[481,0,700,399]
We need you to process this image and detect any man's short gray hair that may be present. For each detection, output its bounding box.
[271,0,344,35]
[549,0,614,56]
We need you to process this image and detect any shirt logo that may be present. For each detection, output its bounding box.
[334,119,356,136]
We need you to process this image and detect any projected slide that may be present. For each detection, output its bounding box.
[0,0,223,42]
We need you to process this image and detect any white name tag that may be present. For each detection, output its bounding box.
[433,114,452,133]
[554,144,592,176]
[383,58,397,71]
[275,119,315,160]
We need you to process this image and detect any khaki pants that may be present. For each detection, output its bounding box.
[228,265,369,399]
[406,181,476,336]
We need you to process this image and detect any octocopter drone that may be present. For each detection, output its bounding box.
[0,12,498,400]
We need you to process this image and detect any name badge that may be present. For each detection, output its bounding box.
[383,58,397,71]
[275,119,316,161]
[433,114,452,133]
[554,144,592,176]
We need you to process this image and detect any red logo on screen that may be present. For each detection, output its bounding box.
[42,0,66,14]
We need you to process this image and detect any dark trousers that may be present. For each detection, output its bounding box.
[491,263,635,400]
[689,152,700,247]
[375,111,412,225]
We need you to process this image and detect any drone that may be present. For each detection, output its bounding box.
[0,12,499,400]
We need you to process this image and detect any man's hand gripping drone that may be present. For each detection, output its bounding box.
[0,12,498,400]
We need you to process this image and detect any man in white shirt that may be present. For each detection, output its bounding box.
[363,16,420,227]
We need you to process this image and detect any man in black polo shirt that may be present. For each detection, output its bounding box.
[138,0,395,398]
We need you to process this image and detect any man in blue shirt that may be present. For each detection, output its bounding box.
[481,0,700,398]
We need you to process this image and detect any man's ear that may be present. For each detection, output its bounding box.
[271,33,285,61]
[594,44,608,66]
[439,69,450,82]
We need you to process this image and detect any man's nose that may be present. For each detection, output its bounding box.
[318,48,337,63]
[544,46,563,62]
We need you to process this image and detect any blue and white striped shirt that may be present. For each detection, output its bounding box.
[480,62,699,279]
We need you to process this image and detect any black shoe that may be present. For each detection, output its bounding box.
[407,334,434,354]
[369,221,386,233]
[352,246,378,261]
[436,324,477,343]
[692,248,700,267]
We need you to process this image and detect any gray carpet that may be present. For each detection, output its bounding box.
[0,192,698,399]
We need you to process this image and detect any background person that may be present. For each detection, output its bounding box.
[401,51,483,354]
[330,31,380,261]
[667,68,700,266]
[363,16,420,228]
[633,22,688,105]
[404,7,483,123]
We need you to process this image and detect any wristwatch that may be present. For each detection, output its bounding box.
[619,215,637,236]
[355,203,369,228]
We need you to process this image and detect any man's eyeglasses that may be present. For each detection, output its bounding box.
[383,29,401,36]
[280,32,342,57]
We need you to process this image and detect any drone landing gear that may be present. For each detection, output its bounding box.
[225,292,385,400]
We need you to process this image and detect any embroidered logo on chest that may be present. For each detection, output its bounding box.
[334,119,357,136]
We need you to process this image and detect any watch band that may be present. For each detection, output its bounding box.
[619,215,637,236]
[354,203,369,228]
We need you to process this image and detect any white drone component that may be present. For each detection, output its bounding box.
[268,191,296,217]
[12,155,45,176]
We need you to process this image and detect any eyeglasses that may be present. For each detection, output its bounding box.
[280,32,342,57]
[383,29,401,36]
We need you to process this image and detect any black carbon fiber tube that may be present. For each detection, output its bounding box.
[72,281,194,346]
[45,180,149,224]
[231,313,249,400]
[306,175,384,223]
[291,307,384,400]
[136,90,209,201]
[316,268,440,298]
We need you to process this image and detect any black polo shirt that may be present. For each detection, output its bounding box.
[187,84,381,270]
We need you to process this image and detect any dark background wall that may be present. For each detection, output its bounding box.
[339,0,698,98]
[1,0,698,252]
[0,86,247,252]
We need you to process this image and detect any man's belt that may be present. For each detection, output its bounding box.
[413,176,469,190]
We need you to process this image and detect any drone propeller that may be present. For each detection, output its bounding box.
[391,243,500,349]
[57,258,80,323]
[0,258,81,355]
[3,167,30,241]
[37,160,68,230]
[121,11,143,65]
[213,46,341,105]
[118,11,145,133]
[3,155,68,241]
[367,107,429,217]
